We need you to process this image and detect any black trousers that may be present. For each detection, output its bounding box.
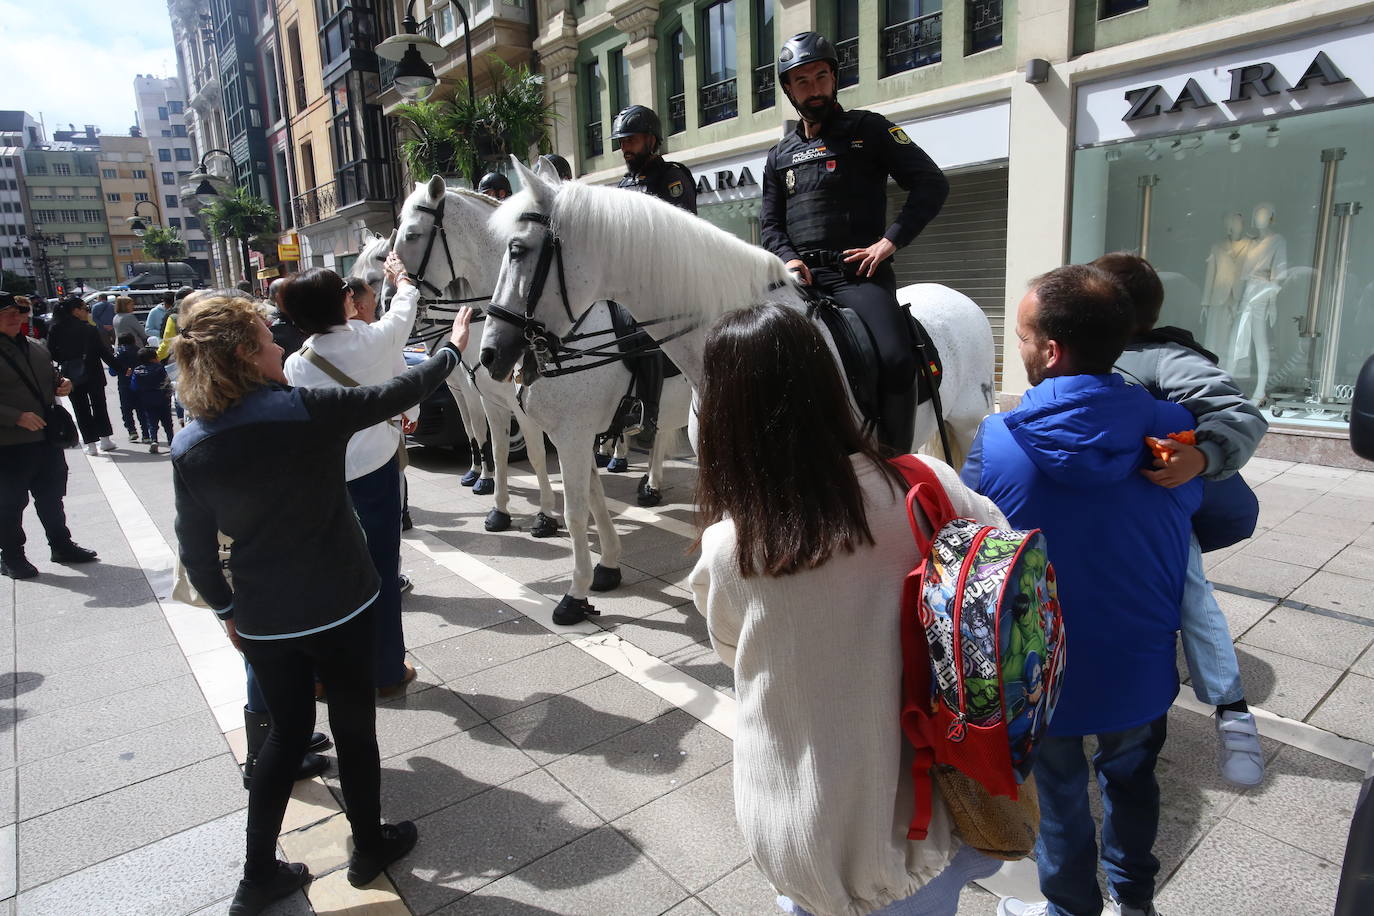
[238,607,384,881]
[137,400,175,444]
[811,263,915,393]
[0,441,72,557]
[69,382,113,444]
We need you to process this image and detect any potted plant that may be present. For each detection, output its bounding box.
[393,98,461,182]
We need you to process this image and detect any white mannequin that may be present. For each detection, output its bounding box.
[1227,203,1288,402]
[1202,213,1249,355]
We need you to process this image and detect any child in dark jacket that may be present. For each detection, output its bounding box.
[113,334,145,443]
[1094,252,1269,789]
[130,347,175,453]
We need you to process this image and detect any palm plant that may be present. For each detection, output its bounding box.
[200,188,279,283]
[141,225,187,290]
[393,98,460,182]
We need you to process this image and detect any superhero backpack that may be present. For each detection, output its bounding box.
[889,455,1066,841]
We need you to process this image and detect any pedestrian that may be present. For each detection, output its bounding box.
[267,278,306,363]
[0,291,98,579]
[960,265,1202,916]
[112,333,144,442]
[344,277,379,325]
[15,296,44,340]
[89,292,115,344]
[158,287,197,426]
[760,31,949,450]
[281,253,421,698]
[689,302,1007,916]
[171,292,469,913]
[112,295,147,345]
[236,279,254,295]
[1094,252,1268,787]
[146,290,173,341]
[45,296,120,455]
[129,346,175,453]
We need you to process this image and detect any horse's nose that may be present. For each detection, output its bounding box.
[479,346,497,370]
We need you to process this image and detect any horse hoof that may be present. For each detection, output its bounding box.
[607,458,629,473]
[484,509,512,532]
[459,469,480,487]
[472,478,495,496]
[552,594,599,626]
[591,564,622,592]
[594,452,611,468]
[530,512,560,538]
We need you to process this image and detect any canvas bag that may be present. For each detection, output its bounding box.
[890,455,1066,859]
[171,532,234,608]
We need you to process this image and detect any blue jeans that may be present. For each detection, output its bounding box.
[347,456,406,687]
[245,659,267,714]
[1179,536,1244,706]
[1035,715,1169,916]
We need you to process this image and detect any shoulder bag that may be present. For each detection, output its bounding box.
[0,344,79,448]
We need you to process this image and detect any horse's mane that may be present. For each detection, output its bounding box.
[491,179,796,323]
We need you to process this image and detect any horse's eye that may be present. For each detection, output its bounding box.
[405,232,420,242]
[508,241,525,259]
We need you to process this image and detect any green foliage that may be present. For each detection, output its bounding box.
[200,187,279,245]
[0,269,35,296]
[140,225,187,262]
[393,99,459,182]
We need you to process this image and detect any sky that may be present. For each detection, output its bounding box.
[0,0,178,137]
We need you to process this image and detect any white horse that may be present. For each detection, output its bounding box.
[479,159,996,622]
[393,174,692,554]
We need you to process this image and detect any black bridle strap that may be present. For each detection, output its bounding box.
[412,198,458,298]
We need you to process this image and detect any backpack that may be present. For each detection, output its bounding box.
[890,455,1066,849]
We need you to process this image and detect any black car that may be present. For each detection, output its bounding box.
[403,346,526,460]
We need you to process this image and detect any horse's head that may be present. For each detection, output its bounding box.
[349,229,393,304]
[480,158,574,382]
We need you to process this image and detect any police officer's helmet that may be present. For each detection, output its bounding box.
[477,172,512,195]
[540,153,573,181]
[777,32,839,83]
[610,105,662,143]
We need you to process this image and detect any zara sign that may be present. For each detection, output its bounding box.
[1122,52,1350,122]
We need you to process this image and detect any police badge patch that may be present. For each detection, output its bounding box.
[669,180,683,198]
[785,169,796,192]
[888,126,913,145]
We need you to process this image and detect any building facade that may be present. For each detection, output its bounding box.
[133,76,213,281]
[23,138,119,293]
[95,134,163,282]
[0,112,43,287]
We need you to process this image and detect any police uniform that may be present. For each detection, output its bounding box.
[617,156,698,215]
[760,105,947,393]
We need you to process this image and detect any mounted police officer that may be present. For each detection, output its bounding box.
[477,172,513,200]
[761,32,949,450]
[540,153,573,182]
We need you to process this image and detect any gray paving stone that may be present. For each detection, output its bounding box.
[1287,570,1374,620]
[1241,605,1374,667]
[0,823,12,901]
[1303,492,1374,521]
[1210,589,1277,639]
[11,643,190,718]
[1322,544,1374,581]
[14,595,163,640]
[456,643,616,721]
[437,826,689,916]
[17,709,226,819]
[412,617,563,685]
[447,531,581,587]
[1307,671,1374,744]
[1233,645,1345,722]
[0,768,13,827]
[613,764,748,893]
[957,883,1003,915]
[545,709,734,821]
[373,723,539,821]
[14,808,245,916]
[371,684,485,760]
[1206,553,1314,602]
[1269,509,1371,544]
[697,862,782,916]
[661,899,716,916]
[490,675,675,766]
[16,673,206,764]
[393,768,603,914]
[15,616,176,682]
[1153,818,1340,914]
[188,889,314,915]
[610,605,712,659]
[622,542,700,579]
[1229,745,1363,866]
[13,577,159,622]
[1241,530,1347,569]
[663,644,736,695]
[1354,643,1374,679]
[18,754,245,890]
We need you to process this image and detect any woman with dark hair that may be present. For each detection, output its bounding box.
[281,254,419,697]
[172,291,471,914]
[46,296,120,455]
[689,303,1007,916]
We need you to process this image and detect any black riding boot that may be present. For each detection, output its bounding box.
[878,387,918,455]
[632,353,665,437]
[242,708,331,790]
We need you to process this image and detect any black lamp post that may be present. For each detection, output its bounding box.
[126,199,175,290]
[180,148,242,285]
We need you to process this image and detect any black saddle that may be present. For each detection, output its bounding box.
[606,302,682,380]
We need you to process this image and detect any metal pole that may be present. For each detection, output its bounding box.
[1318,202,1361,402]
[1137,174,1158,260]
[1301,147,1345,338]
[452,0,477,187]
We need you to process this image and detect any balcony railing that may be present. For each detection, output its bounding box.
[336,160,392,210]
[292,180,337,226]
[700,77,738,126]
[294,76,307,112]
[967,0,1003,53]
[836,37,859,88]
[882,11,942,76]
[668,93,686,134]
[1101,0,1148,18]
[380,18,434,92]
[585,121,603,159]
[752,63,775,111]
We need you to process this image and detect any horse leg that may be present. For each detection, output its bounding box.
[637,429,671,507]
[607,435,629,473]
[588,464,622,592]
[446,377,483,486]
[481,399,514,531]
[551,446,602,625]
[519,411,560,538]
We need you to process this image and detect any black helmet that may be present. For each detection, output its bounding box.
[540,153,573,181]
[610,105,662,142]
[777,32,838,82]
[477,172,512,195]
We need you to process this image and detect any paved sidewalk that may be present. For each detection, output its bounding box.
[2,440,1370,915]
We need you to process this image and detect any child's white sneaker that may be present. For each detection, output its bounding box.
[1217,710,1265,786]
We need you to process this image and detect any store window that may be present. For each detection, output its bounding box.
[882,0,942,77]
[752,0,775,111]
[667,28,687,134]
[1069,105,1374,428]
[584,60,603,159]
[835,0,860,88]
[611,49,630,117]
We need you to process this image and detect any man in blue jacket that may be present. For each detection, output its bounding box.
[964,265,1202,916]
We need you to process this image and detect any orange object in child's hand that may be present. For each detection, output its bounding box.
[1145,430,1196,462]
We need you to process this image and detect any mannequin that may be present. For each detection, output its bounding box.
[1201,213,1250,356]
[1228,203,1287,402]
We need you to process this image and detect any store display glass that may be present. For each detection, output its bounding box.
[1069,106,1373,428]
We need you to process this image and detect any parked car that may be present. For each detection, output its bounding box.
[403,345,526,460]
[82,287,178,319]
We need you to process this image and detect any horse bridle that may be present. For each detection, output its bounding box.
[409,195,491,310]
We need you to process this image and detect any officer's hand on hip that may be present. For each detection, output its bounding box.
[843,238,897,278]
[785,259,813,286]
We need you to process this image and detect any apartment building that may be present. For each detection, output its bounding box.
[0,111,42,286]
[23,136,118,292]
[95,134,163,282]
[133,75,213,281]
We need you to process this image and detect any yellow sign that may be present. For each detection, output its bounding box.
[277,242,300,261]
[257,267,281,280]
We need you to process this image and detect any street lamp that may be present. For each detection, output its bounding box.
[375,2,450,104]
[126,200,176,291]
[180,148,239,209]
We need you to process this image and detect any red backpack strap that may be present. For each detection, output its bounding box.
[888,455,957,553]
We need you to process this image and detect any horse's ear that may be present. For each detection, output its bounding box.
[532,156,560,185]
[426,173,446,200]
[386,228,397,249]
[361,229,377,243]
[511,156,554,205]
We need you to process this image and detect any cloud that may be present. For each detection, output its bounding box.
[0,0,177,136]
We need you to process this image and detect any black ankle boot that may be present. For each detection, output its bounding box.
[241,708,332,789]
[0,553,37,579]
[50,541,98,563]
[348,821,418,888]
[228,861,310,915]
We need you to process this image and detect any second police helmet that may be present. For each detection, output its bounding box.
[477,172,513,195]
[539,153,573,181]
[610,105,662,142]
[776,32,839,82]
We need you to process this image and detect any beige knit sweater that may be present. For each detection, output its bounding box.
[689,455,1008,916]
